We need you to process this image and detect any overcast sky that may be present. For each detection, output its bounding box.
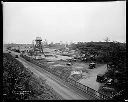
[3,2,126,44]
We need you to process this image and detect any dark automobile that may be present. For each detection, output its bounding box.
[80,57,87,62]
[66,62,72,66]
[96,74,108,83]
[73,58,77,61]
[89,62,96,69]
[15,55,18,58]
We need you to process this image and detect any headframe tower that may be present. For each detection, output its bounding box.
[34,37,44,55]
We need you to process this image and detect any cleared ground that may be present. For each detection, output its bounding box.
[41,50,107,92]
[78,64,107,91]
[43,48,108,92]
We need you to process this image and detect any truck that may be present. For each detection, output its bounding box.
[89,62,96,69]
[15,55,18,58]
[34,55,42,60]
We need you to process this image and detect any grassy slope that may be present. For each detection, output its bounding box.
[3,53,60,100]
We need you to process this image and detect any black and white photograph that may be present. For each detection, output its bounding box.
[3,1,126,100]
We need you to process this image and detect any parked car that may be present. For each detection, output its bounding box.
[96,74,108,83]
[15,55,18,58]
[80,57,87,62]
[89,62,96,69]
[66,62,72,66]
[34,55,42,60]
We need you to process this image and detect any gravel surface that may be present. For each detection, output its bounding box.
[79,64,107,91]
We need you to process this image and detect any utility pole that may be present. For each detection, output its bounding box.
[104,37,110,42]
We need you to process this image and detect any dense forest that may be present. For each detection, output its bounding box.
[71,41,126,65]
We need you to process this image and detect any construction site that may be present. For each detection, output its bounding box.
[3,1,126,100]
[3,36,127,100]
